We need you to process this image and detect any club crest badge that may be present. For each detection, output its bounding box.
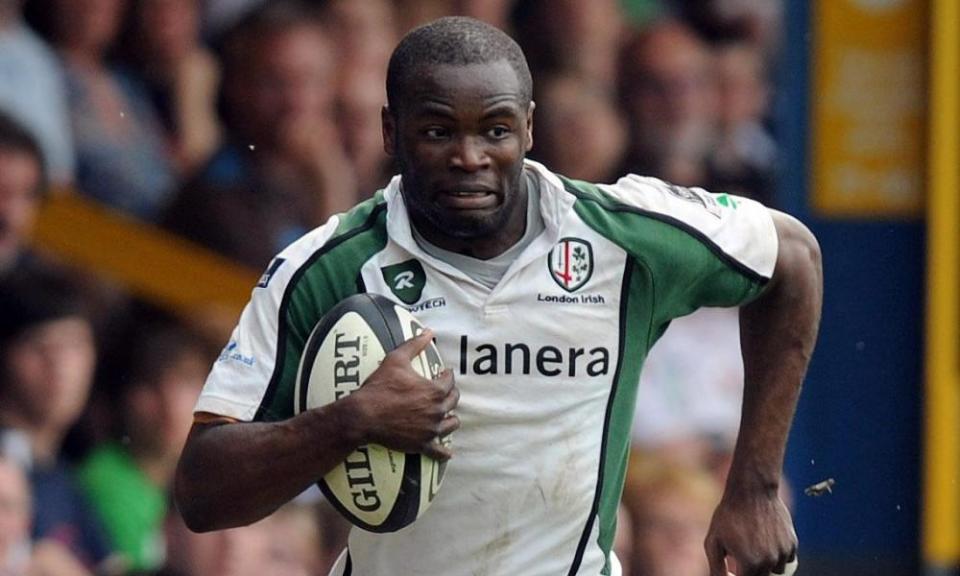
[548,238,593,292]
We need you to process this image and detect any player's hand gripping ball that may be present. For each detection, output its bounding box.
[294,293,448,532]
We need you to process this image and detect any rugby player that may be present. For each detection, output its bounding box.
[175,16,821,576]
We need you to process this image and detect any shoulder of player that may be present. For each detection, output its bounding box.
[280,193,388,269]
[557,173,776,278]
[562,173,729,217]
[561,173,763,233]
[251,193,389,299]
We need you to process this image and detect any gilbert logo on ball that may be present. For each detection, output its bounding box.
[293,293,446,533]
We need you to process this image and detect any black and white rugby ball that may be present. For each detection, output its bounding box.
[294,293,447,533]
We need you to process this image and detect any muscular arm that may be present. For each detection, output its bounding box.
[706,210,823,576]
[175,399,363,532]
[174,331,460,532]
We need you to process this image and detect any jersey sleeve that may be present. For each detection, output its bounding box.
[597,174,779,316]
[193,218,342,422]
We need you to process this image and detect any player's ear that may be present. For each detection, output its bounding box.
[382,105,397,157]
[525,100,535,152]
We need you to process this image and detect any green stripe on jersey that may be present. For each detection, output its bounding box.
[255,192,389,422]
[563,176,767,323]
[597,264,652,572]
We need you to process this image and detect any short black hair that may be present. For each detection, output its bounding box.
[386,16,533,116]
[0,110,46,197]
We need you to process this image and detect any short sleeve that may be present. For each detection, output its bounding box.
[596,175,779,316]
[194,219,342,421]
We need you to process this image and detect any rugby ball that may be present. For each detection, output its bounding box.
[294,293,448,533]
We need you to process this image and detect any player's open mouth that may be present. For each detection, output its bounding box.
[438,190,498,210]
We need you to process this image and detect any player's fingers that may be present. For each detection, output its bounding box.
[439,380,460,413]
[772,554,798,576]
[739,548,797,576]
[422,438,453,461]
[705,537,728,576]
[434,368,456,393]
[771,553,787,575]
[436,413,460,438]
[743,557,787,576]
[393,329,435,360]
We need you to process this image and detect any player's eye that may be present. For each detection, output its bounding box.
[487,126,511,139]
[423,127,449,140]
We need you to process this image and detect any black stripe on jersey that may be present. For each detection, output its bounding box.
[567,258,634,576]
[560,176,771,286]
[254,202,387,421]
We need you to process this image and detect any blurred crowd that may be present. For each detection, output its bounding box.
[0,0,784,575]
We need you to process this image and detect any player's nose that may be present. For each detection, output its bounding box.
[449,136,490,172]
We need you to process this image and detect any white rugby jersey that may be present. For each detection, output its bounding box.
[196,160,779,576]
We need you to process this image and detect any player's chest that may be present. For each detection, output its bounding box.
[359,232,632,392]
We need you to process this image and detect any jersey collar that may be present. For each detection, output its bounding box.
[384,159,576,260]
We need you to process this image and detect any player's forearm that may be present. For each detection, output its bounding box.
[174,398,365,532]
[728,211,823,493]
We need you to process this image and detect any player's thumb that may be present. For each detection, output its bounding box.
[705,537,730,576]
[394,329,434,359]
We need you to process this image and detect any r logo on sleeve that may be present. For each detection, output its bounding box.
[381,259,426,304]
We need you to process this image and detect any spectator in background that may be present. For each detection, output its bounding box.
[619,0,668,26]
[25,0,176,221]
[76,324,210,573]
[324,0,397,195]
[0,455,92,576]
[0,111,45,280]
[164,0,356,269]
[323,0,396,78]
[671,0,784,63]
[117,0,222,178]
[0,111,135,388]
[0,0,74,186]
[200,0,266,42]
[631,306,743,476]
[162,502,333,576]
[621,451,722,576]
[614,503,634,576]
[391,0,455,34]
[531,73,627,183]
[618,19,719,187]
[0,271,115,571]
[454,0,515,30]
[512,0,626,90]
[335,69,393,198]
[708,40,776,205]
[0,455,32,574]
[256,503,328,576]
